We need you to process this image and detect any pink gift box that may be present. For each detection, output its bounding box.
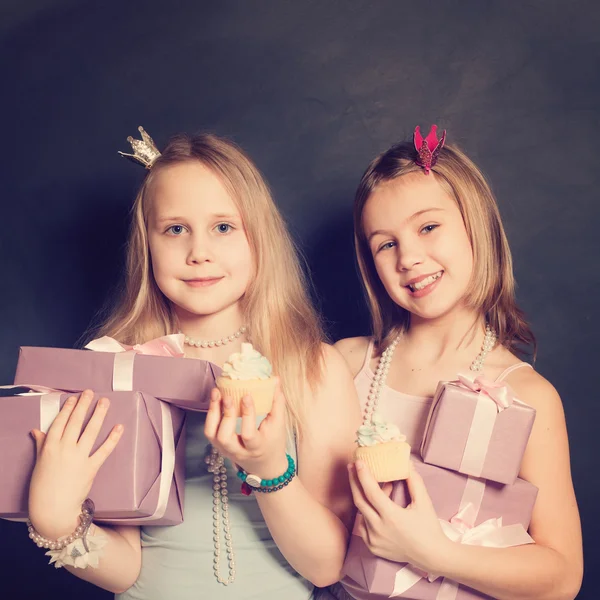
[420,378,536,485]
[341,456,538,599]
[0,390,188,525]
[14,345,220,411]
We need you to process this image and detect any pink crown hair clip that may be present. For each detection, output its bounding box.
[413,124,446,174]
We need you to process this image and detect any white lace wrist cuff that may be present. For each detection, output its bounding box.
[46,531,108,569]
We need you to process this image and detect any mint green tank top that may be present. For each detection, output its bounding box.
[117,410,312,600]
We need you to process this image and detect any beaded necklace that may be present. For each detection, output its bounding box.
[362,324,497,428]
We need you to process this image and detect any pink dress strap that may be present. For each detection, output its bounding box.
[356,338,375,377]
[494,362,533,382]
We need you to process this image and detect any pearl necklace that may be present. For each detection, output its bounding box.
[187,325,244,585]
[182,327,245,585]
[182,325,247,348]
[205,447,236,585]
[363,324,497,427]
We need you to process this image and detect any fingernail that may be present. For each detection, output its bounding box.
[223,397,232,408]
[242,396,251,407]
[355,460,364,471]
[99,397,110,408]
[114,424,124,434]
[65,397,76,406]
[83,389,93,399]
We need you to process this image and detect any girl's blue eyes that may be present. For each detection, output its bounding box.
[376,224,439,252]
[378,241,396,252]
[165,223,233,235]
[167,225,186,235]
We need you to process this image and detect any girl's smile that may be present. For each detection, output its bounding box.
[363,172,473,322]
[404,270,444,297]
[184,277,224,288]
[147,162,253,319]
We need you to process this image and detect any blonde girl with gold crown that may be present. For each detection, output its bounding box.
[26,128,361,599]
[331,127,583,600]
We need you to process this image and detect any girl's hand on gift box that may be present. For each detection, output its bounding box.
[204,379,290,481]
[28,389,124,540]
[348,459,452,574]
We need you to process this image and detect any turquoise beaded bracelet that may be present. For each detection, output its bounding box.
[237,454,296,495]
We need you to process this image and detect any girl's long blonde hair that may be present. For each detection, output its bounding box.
[354,140,536,358]
[93,133,324,436]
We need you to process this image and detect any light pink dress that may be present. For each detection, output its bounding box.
[316,340,532,600]
[353,339,531,451]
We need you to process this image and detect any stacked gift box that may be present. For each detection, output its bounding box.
[0,336,219,526]
[342,374,538,599]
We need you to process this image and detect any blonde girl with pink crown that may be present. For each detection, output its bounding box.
[332,126,583,599]
[26,129,361,599]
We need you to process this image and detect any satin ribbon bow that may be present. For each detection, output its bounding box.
[456,373,516,412]
[85,334,185,357]
[438,502,533,549]
[391,503,533,599]
[84,334,185,392]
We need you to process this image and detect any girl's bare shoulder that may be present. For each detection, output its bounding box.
[492,346,562,414]
[334,336,371,378]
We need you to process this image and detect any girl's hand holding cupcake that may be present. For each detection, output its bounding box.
[349,460,451,575]
[205,344,289,480]
[204,383,290,481]
[348,412,451,571]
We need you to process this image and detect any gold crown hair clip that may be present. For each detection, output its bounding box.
[118,126,161,169]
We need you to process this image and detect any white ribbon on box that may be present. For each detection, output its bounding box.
[3,381,175,523]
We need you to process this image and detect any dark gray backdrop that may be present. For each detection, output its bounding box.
[1,1,598,598]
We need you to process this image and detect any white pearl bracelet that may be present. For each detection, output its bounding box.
[27,499,95,551]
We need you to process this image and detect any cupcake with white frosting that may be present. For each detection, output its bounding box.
[355,412,411,482]
[216,343,277,415]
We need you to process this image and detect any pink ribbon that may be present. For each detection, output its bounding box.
[391,514,533,598]
[452,374,528,478]
[84,334,185,392]
[439,504,533,548]
[391,479,533,599]
[456,373,516,412]
[85,334,185,357]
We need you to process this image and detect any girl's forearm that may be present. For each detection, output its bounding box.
[434,541,581,600]
[62,524,141,594]
[255,478,350,587]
